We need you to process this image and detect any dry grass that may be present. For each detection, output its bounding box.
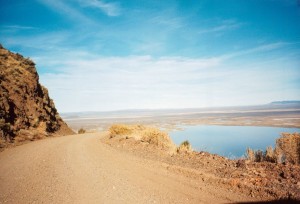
[140,127,174,149]
[109,124,140,138]
[177,140,192,153]
[109,124,175,151]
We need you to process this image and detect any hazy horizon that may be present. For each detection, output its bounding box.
[1,0,300,112]
[59,100,300,114]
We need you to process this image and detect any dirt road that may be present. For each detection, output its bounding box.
[0,133,252,203]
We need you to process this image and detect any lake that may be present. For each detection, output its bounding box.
[169,125,300,159]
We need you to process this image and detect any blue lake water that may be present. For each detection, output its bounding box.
[169,125,300,159]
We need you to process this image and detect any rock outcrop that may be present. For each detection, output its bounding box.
[0,44,73,143]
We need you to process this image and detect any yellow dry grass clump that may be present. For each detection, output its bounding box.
[109,124,176,151]
[177,140,192,153]
[109,124,143,138]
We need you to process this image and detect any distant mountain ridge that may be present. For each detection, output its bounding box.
[270,101,300,105]
[61,101,300,116]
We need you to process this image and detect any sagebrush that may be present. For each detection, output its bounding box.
[276,132,300,164]
[177,140,192,153]
[246,132,300,165]
[78,128,86,134]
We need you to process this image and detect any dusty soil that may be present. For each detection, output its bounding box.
[0,132,260,204]
[104,133,300,201]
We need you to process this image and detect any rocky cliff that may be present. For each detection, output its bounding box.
[0,44,73,144]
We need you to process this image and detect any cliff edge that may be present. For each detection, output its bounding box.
[0,44,74,143]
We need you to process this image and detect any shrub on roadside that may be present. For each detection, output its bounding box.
[109,124,134,138]
[140,127,173,149]
[177,140,192,153]
[109,124,145,138]
[108,124,175,151]
[78,128,86,134]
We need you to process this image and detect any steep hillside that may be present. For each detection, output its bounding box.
[0,44,73,144]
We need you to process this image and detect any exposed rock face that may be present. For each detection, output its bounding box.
[0,44,73,142]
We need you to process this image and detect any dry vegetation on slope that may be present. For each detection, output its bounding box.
[0,45,73,148]
[246,133,300,165]
[109,124,193,154]
[109,124,176,152]
[104,124,300,201]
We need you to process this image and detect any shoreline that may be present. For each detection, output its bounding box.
[103,127,300,200]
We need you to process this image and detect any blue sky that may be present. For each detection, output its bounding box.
[1,0,300,112]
